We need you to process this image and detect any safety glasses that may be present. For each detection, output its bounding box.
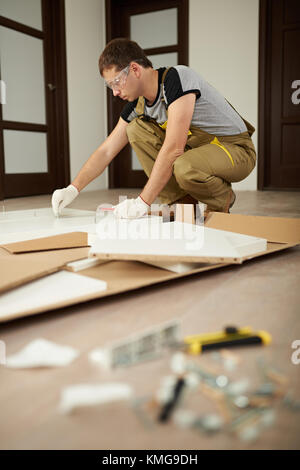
[104,64,131,90]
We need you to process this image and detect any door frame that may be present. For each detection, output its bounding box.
[258,0,270,190]
[0,0,70,200]
[105,0,189,189]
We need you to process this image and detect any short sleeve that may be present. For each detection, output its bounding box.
[120,99,138,123]
[163,66,201,108]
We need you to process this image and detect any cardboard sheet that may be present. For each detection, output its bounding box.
[0,209,299,323]
[205,212,300,244]
[0,247,90,294]
[0,241,298,323]
[0,259,230,322]
[1,232,89,254]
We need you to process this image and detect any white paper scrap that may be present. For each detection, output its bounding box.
[58,383,133,414]
[5,338,80,369]
[89,348,111,369]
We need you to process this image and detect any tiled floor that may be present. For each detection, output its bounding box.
[0,189,300,450]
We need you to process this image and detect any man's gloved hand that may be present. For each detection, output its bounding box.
[113,196,150,219]
[51,184,79,217]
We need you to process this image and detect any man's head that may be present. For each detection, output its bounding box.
[99,38,153,100]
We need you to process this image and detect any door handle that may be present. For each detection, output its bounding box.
[47,83,56,91]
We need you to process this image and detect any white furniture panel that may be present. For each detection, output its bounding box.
[0,271,107,318]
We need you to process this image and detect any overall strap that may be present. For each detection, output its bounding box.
[225,98,255,137]
[135,95,145,116]
[161,67,170,110]
[161,67,170,84]
[135,67,171,117]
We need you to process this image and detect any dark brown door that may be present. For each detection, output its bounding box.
[0,0,70,200]
[106,0,189,189]
[259,0,300,190]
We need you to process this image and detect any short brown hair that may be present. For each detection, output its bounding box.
[99,38,153,75]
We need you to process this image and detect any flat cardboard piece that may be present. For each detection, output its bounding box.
[0,259,228,322]
[1,238,294,323]
[0,212,299,323]
[205,212,300,244]
[0,247,90,295]
[0,240,297,323]
[1,232,89,254]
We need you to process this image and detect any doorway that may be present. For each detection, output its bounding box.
[258,0,300,190]
[0,0,70,199]
[105,0,189,189]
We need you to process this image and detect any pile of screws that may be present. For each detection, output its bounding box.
[131,351,299,443]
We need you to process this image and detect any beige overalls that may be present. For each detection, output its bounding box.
[126,68,256,212]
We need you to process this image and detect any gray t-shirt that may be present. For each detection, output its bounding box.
[121,65,247,136]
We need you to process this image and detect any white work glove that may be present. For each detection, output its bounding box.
[51,184,79,216]
[113,196,150,219]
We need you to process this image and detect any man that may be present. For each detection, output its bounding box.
[52,38,256,219]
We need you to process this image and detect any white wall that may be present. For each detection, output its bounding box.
[189,0,259,190]
[65,0,107,192]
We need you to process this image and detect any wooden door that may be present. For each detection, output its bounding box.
[0,0,70,199]
[106,0,189,189]
[259,0,300,190]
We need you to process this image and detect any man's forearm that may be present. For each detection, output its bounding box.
[140,147,181,205]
